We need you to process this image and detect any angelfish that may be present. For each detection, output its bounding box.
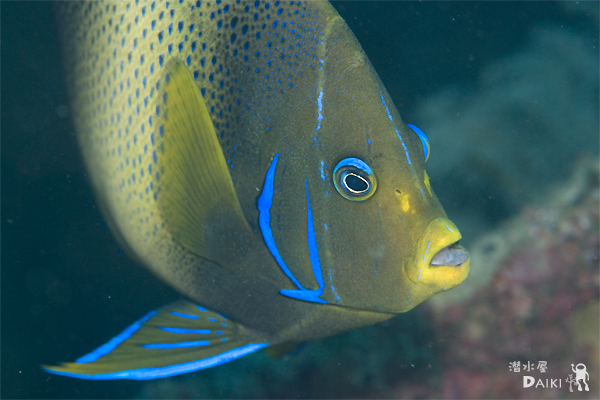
[44,0,469,380]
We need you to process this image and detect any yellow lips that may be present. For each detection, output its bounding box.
[405,218,470,290]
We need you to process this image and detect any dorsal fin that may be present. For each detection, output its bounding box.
[155,58,250,259]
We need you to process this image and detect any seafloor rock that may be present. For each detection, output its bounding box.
[394,157,599,399]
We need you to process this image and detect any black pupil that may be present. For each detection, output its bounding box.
[344,173,369,193]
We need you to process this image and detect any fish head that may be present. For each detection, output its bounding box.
[313,106,469,313]
[262,17,470,313]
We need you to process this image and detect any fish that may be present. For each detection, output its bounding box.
[44,0,470,380]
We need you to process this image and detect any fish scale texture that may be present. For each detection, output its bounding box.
[56,0,336,271]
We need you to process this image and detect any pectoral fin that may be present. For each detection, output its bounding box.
[42,301,268,380]
[155,58,250,260]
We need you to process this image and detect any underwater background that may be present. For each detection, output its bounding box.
[2,1,598,398]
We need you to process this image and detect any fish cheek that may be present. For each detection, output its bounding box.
[355,169,447,312]
[313,158,430,312]
[315,193,402,312]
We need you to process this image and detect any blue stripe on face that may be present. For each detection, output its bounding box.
[280,288,327,303]
[141,340,210,349]
[305,180,325,292]
[380,91,411,165]
[258,155,327,304]
[320,160,325,180]
[42,343,269,380]
[407,124,430,162]
[258,154,305,290]
[314,91,324,143]
[279,181,327,304]
[75,311,158,364]
[158,327,211,334]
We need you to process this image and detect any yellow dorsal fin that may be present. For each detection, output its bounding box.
[156,58,249,259]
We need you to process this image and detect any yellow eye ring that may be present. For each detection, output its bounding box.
[333,158,377,201]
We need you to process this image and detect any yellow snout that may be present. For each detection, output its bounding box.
[405,218,470,291]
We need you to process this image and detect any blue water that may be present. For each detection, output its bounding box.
[2,1,597,398]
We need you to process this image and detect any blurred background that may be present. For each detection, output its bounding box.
[2,1,598,398]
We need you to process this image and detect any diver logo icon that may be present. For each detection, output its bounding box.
[565,363,589,392]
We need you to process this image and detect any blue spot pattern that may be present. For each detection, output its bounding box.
[63,0,334,306]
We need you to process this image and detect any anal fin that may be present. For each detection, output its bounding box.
[42,301,269,380]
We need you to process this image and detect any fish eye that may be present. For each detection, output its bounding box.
[333,158,377,201]
[407,124,430,163]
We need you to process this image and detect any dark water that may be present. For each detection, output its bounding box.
[2,1,597,398]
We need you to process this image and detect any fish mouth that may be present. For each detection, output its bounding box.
[404,217,470,289]
[430,242,469,267]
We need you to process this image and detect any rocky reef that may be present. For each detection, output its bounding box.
[396,157,600,399]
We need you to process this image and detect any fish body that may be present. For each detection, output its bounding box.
[45,0,469,380]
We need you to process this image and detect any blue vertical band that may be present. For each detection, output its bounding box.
[279,180,327,304]
[407,124,430,162]
[305,180,325,292]
[258,154,305,290]
[380,91,411,165]
[258,155,327,304]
